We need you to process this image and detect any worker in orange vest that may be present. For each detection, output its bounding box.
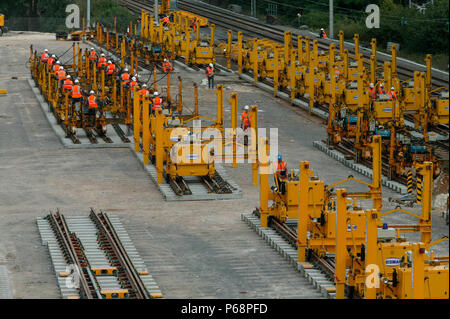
[62,75,73,94]
[89,48,97,60]
[98,53,107,68]
[52,61,61,74]
[47,55,56,69]
[275,154,288,194]
[162,59,173,73]
[388,86,397,101]
[191,17,197,31]
[319,28,327,38]
[241,105,251,146]
[206,63,215,89]
[106,61,116,75]
[378,83,386,95]
[368,83,376,99]
[40,49,49,63]
[140,84,150,101]
[87,90,98,126]
[71,79,83,114]
[152,91,163,111]
[121,68,130,86]
[130,77,138,99]
[57,66,67,88]
[162,16,170,26]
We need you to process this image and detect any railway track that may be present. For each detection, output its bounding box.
[40,209,161,299]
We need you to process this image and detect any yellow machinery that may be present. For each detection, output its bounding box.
[0,13,6,36]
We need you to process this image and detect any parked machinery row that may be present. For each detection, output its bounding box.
[29,41,159,143]
[220,29,449,182]
[88,9,215,73]
[256,135,448,299]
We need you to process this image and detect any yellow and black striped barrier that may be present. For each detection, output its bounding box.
[416,174,422,205]
[407,171,413,195]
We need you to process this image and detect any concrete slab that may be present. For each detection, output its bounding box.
[0,266,12,299]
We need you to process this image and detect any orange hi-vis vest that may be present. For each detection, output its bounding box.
[276,161,286,175]
[72,85,82,98]
[368,88,376,98]
[89,50,97,60]
[121,72,130,83]
[152,96,162,109]
[163,61,172,73]
[63,79,73,92]
[241,112,250,129]
[88,95,98,109]
[130,80,138,92]
[378,87,385,95]
[162,17,170,24]
[41,52,49,62]
[58,70,67,81]
[106,64,116,75]
[47,57,55,68]
[206,66,214,77]
[53,64,60,73]
[98,56,107,67]
[389,90,397,100]
[140,89,149,101]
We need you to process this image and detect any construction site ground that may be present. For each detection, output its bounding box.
[0,31,448,299]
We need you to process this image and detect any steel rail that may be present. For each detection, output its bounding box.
[90,209,150,299]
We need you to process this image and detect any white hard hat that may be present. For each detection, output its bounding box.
[67,75,71,78]
[321,28,324,31]
[90,47,94,50]
[56,61,60,64]
[209,63,213,67]
[391,86,395,90]
[164,58,167,61]
[52,55,56,58]
[75,79,79,83]
[90,90,95,94]
[142,84,147,88]
[132,77,136,81]
[380,83,383,87]
[244,105,249,110]
[369,83,374,88]
[108,60,112,64]
[44,49,48,52]
[101,53,105,56]
[154,91,159,96]
[60,66,64,70]
[124,68,128,72]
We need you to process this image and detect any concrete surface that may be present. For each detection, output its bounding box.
[0,31,448,299]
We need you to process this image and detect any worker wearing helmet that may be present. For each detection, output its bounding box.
[106,60,116,77]
[130,77,138,99]
[139,84,150,102]
[162,58,173,73]
[275,154,288,194]
[152,91,163,111]
[388,86,397,101]
[121,68,130,86]
[47,54,56,69]
[241,105,251,146]
[368,83,376,99]
[40,49,49,63]
[378,83,385,95]
[162,15,170,26]
[52,61,61,74]
[63,75,73,94]
[98,53,107,68]
[87,90,98,126]
[206,63,215,89]
[319,28,327,39]
[71,79,83,115]
[57,66,67,88]
[89,48,97,61]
